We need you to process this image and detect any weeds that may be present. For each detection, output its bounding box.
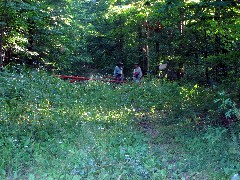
[0,70,239,179]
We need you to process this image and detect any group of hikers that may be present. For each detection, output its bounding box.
[113,62,143,83]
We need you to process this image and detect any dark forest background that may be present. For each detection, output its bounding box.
[1,0,239,81]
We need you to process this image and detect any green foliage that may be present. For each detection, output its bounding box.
[0,70,162,179]
[1,0,239,81]
[1,70,239,179]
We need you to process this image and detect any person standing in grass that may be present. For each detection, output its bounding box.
[133,62,143,83]
[114,62,124,81]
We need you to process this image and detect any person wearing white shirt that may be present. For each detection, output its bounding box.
[133,63,142,83]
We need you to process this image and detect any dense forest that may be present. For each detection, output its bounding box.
[0,0,240,179]
[1,0,239,79]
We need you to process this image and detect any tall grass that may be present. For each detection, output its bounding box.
[0,70,239,179]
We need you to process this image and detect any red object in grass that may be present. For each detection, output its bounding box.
[57,75,126,83]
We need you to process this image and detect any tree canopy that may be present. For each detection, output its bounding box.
[0,0,239,80]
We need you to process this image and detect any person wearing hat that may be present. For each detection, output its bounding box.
[133,62,143,83]
[114,62,124,81]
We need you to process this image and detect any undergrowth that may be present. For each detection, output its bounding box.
[0,69,239,179]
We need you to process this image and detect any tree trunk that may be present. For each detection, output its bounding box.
[0,25,3,68]
[4,48,11,66]
[155,41,160,67]
[179,6,185,35]
[137,26,145,72]
[204,29,210,84]
[0,0,7,68]
[146,20,150,73]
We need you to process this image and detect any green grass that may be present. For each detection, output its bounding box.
[0,70,239,179]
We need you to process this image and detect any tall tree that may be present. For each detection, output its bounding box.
[0,0,7,68]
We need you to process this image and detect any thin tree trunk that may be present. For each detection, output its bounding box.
[137,26,143,63]
[155,41,159,64]
[204,29,209,84]
[146,42,150,73]
[178,6,185,79]
[0,25,3,68]
[0,0,7,68]
[146,19,150,73]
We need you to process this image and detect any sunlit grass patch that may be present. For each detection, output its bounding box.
[1,70,240,179]
[0,71,165,179]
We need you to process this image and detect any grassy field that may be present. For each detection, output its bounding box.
[0,70,239,179]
